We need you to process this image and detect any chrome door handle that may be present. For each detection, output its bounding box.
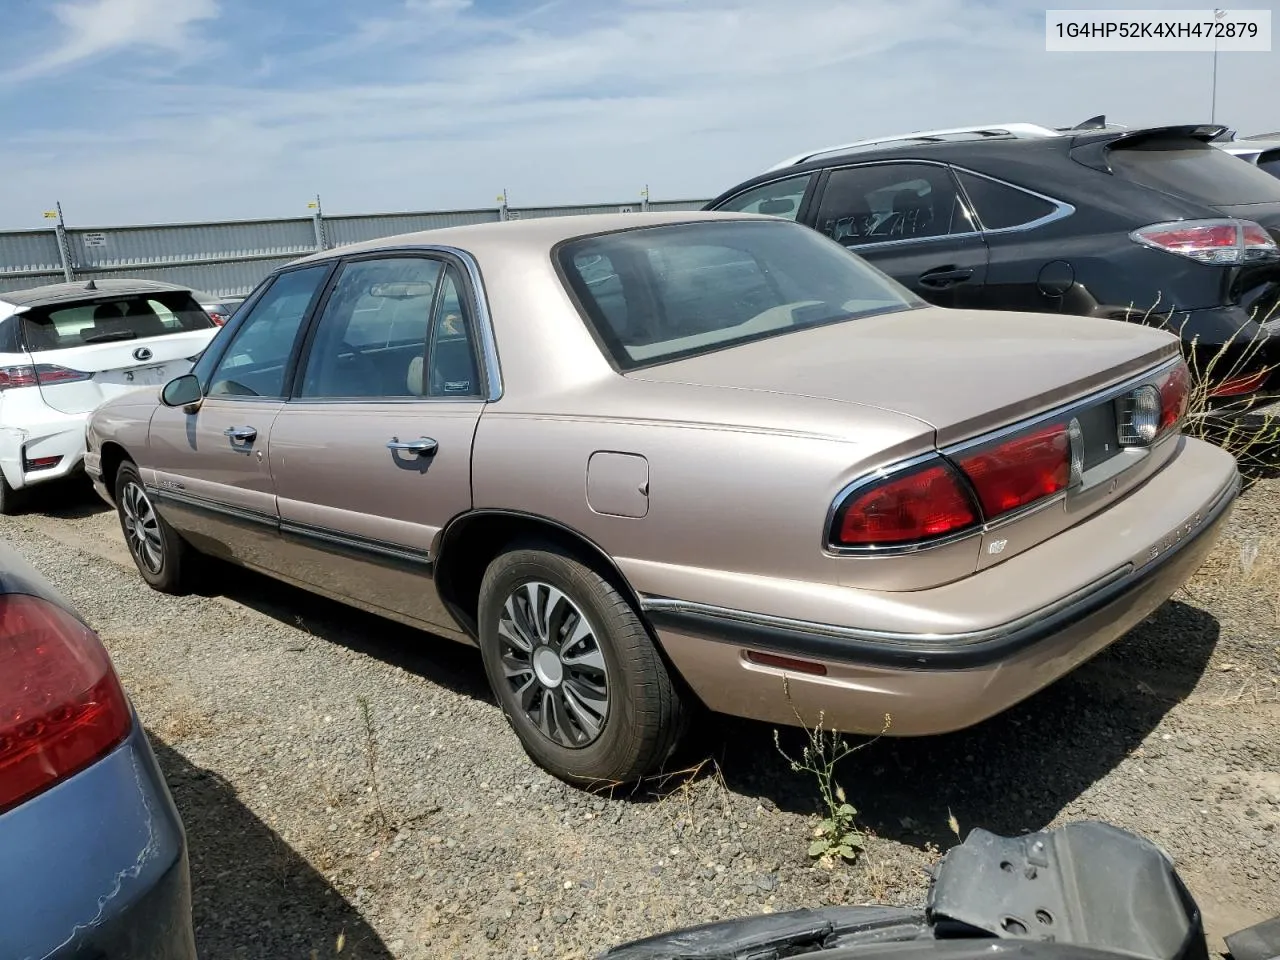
[224,426,257,442]
[386,436,438,457]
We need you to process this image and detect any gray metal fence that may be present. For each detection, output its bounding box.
[0,197,710,298]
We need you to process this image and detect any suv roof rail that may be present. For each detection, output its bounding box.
[764,122,1066,171]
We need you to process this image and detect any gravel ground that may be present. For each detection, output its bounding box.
[4,477,1279,960]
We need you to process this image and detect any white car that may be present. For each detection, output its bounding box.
[0,279,219,513]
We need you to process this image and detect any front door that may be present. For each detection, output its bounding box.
[146,263,332,568]
[267,255,487,635]
[809,161,990,309]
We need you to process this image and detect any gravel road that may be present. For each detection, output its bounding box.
[3,477,1278,960]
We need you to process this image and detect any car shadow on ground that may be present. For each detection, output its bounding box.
[194,559,496,705]
[149,735,393,959]
[32,476,111,518]
[698,599,1221,851]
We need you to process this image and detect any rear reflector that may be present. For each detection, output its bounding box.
[23,455,63,471]
[1209,369,1269,398]
[1131,218,1280,265]
[833,459,979,548]
[745,651,828,676]
[953,424,1070,519]
[0,594,132,814]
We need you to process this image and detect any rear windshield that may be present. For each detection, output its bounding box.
[557,219,921,369]
[20,292,214,352]
[1108,137,1280,206]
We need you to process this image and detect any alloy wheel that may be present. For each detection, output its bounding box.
[121,481,164,575]
[497,580,610,748]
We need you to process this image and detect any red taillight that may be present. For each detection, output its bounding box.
[954,423,1070,519]
[833,461,979,547]
[23,455,63,471]
[35,364,93,386]
[1131,218,1280,265]
[207,311,228,326]
[1159,362,1192,432]
[1209,369,1268,398]
[0,594,131,814]
[0,366,39,391]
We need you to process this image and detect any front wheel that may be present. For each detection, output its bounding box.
[478,542,687,785]
[115,461,191,593]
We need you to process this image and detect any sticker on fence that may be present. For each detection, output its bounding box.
[81,233,107,248]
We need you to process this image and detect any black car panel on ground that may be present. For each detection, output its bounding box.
[708,125,1280,409]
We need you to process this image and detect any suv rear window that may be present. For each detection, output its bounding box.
[20,292,213,352]
[557,219,920,369]
[1107,137,1280,206]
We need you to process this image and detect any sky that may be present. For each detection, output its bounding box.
[0,0,1276,229]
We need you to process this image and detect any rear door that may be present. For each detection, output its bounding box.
[267,254,486,634]
[806,161,990,308]
[17,292,217,415]
[144,263,333,569]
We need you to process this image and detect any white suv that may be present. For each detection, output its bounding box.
[0,279,219,512]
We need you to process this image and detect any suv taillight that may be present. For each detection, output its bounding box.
[1131,218,1280,264]
[0,364,92,392]
[0,594,132,814]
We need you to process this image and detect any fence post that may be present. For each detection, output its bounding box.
[308,195,328,251]
[497,189,509,222]
[641,185,650,213]
[45,202,74,282]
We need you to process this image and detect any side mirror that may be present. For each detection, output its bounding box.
[161,373,202,409]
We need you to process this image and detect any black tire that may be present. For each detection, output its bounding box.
[0,469,27,516]
[115,461,190,593]
[478,541,686,785]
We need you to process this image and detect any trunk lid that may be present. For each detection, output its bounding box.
[29,328,216,415]
[17,289,218,415]
[629,305,1178,446]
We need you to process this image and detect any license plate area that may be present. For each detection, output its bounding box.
[95,364,172,386]
[1076,400,1120,471]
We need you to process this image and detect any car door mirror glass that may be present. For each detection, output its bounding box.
[161,373,202,407]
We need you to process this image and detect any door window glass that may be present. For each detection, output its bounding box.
[955,171,1060,230]
[713,174,812,220]
[206,265,330,398]
[421,266,481,398]
[815,164,970,247]
[299,257,443,399]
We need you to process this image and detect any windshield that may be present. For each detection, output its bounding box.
[557,219,921,369]
[1108,137,1280,206]
[20,292,214,351]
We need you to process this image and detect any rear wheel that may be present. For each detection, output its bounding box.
[478,542,686,785]
[115,461,190,593]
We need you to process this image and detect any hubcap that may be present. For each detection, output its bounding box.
[497,580,610,748]
[121,481,164,575]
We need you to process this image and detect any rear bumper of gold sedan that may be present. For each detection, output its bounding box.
[639,436,1239,736]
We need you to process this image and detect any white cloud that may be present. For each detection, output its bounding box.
[3,0,218,80]
[0,0,1274,226]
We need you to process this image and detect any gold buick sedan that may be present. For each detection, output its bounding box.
[85,212,1238,784]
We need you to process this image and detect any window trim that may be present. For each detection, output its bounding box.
[949,165,1077,236]
[286,247,499,406]
[808,159,1075,252]
[198,261,338,403]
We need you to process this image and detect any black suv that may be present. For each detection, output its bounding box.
[707,123,1280,412]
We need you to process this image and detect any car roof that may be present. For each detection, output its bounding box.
[0,278,193,309]
[289,211,774,266]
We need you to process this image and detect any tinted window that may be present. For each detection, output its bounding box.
[558,219,920,369]
[300,257,442,399]
[422,266,481,397]
[1108,137,1280,205]
[20,293,212,352]
[955,171,1060,230]
[713,174,812,220]
[1257,149,1280,180]
[206,265,329,398]
[815,163,973,247]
